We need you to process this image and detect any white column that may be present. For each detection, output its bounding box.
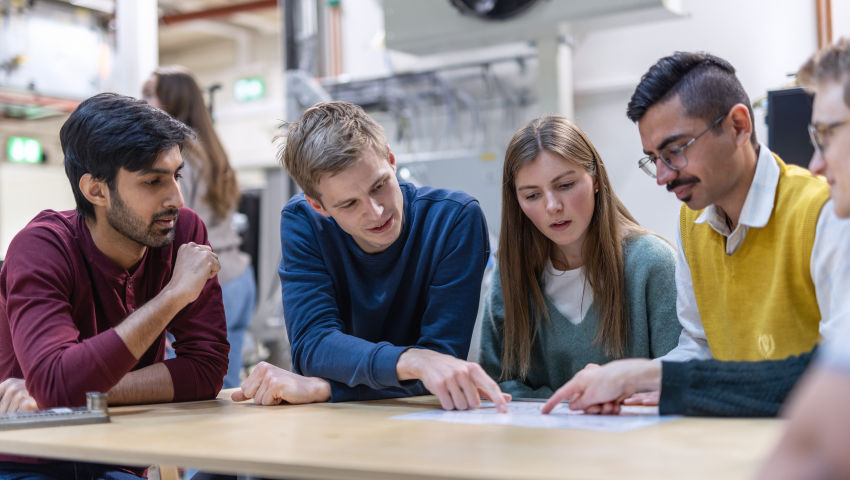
[534,25,574,120]
[112,0,158,96]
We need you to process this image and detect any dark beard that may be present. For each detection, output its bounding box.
[106,189,179,248]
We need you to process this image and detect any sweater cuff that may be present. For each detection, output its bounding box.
[163,358,193,402]
[659,361,691,415]
[163,356,223,402]
[94,329,138,386]
[373,343,409,389]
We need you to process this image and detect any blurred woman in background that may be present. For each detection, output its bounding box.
[143,65,255,390]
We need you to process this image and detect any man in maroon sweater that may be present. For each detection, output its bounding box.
[0,93,229,479]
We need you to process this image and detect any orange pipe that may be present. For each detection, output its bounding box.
[816,0,832,49]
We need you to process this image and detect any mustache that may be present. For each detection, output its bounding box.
[152,208,180,221]
[666,177,698,192]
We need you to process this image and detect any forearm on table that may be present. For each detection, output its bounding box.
[660,351,813,416]
[107,362,174,405]
[293,329,407,391]
[327,379,427,402]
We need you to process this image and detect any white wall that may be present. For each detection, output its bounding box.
[0,116,71,257]
[0,164,75,256]
[834,0,850,40]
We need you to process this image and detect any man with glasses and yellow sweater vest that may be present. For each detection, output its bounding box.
[537,48,850,417]
[627,51,850,369]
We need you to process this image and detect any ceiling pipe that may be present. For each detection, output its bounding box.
[160,0,278,25]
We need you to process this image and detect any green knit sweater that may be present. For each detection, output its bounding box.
[659,348,814,417]
[479,234,681,398]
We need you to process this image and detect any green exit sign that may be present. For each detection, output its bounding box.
[233,76,265,102]
[7,136,43,164]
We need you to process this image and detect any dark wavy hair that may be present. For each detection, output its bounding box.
[60,92,193,217]
[627,51,757,148]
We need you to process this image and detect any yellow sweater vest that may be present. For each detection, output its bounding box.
[680,155,829,361]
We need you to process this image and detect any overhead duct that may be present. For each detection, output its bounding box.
[384,0,683,55]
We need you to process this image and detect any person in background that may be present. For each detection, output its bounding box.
[0,93,228,478]
[143,66,255,389]
[758,37,850,478]
[231,101,508,412]
[478,115,680,400]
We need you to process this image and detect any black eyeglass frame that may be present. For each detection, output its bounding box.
[638,113,727,179]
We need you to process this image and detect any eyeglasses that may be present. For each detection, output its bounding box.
[808,118,850,154]
[638,114,727,178]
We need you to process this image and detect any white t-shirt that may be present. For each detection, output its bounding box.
[542,260,594,325]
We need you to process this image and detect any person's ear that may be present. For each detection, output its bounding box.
[305,194,331,218]
[79,174,109,209]
[728,103,753,148]
[387,146,397,172]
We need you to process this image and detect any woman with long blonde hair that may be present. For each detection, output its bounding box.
[479,115,680,398]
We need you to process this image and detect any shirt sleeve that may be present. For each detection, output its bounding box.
[658,220,713,362]
[3,228,137,408]
[410,201,490,358]
[163,212,230,402]
[810,200,850,341]
[281,201,489,402]
[659,348,814,416]
[820,328,850,373]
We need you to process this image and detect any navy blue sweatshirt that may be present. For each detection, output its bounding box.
[279,182,490,401]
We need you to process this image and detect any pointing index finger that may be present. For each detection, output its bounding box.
[472,368,508,413]
[542,382,579,414]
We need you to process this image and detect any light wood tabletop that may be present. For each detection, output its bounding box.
[0,391,785,480]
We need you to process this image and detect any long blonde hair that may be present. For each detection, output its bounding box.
[499,115,648,379]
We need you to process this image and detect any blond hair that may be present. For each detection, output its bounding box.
[498,115,650,379]
[798,37,850,107]
[277,101,389,201]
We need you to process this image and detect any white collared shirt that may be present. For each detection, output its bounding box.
[821,313,850,371]
[662,144,850,361]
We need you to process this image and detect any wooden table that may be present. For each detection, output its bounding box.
[0,393,784,479]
